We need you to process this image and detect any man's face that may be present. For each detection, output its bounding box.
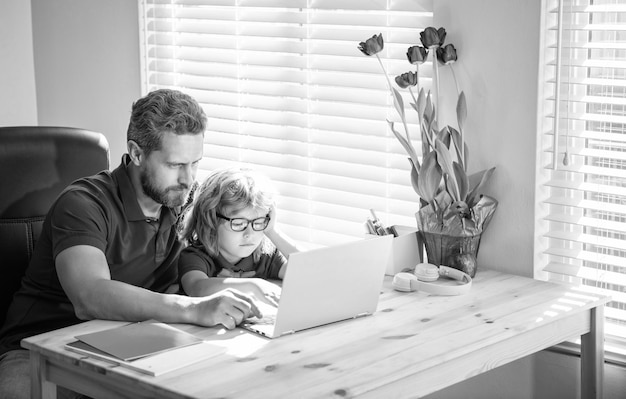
[139,131,204,208]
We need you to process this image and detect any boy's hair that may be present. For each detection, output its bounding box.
[127,89,207,155]
[180,167,277,261]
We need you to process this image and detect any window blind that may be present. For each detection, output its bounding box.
[138,0,433,247]
[539,0,626,356]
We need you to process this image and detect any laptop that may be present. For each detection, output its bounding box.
[241,234,393,338]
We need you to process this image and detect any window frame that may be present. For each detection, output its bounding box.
[536,0,626,361]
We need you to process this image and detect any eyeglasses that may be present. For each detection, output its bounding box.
[216,213,271,232]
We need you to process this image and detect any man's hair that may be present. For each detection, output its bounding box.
[180,167,276,261]
[127,89,207,154]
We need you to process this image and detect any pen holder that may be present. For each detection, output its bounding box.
[366,225,423,276]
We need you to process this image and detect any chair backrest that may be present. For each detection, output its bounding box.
[0,126,110,327]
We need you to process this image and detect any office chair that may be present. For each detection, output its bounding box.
[0,126,110,327]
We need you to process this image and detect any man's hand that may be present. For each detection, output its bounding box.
[192,288,262,329]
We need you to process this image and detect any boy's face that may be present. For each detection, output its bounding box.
[139,131,203,208]
[218,205,269,264]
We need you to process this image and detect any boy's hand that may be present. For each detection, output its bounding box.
[244,278,281,308]
[193,288,262,329]
[213,273,281,306]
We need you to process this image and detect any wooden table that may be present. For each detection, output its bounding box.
[22,269,610,399]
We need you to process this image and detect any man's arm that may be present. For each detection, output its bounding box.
[56,245,261,328]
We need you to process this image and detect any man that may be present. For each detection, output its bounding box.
[0,89,260,398]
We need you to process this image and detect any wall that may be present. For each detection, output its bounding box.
[433,0,539,279]
[0,1,38,125]
[30,0,142,167]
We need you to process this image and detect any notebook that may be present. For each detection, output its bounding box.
[71,320,203,361]
[242,234,393,338]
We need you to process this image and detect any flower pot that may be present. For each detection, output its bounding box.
[419,230,481,278]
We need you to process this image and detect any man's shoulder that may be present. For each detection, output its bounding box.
[66,168,114,189]
[59,170,116,201]
[51,170,121,219]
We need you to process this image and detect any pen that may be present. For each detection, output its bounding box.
[369,208,379,221]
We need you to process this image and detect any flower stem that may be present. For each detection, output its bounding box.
[408,87,419,143]
[415,64,420,94]
[432,46,440,124]
[375,54,394,92]
[414,64,421,129]
[450,66,464,164]
[450,66,460,98]
[376,54,412,150]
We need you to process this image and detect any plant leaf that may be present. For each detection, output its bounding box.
[448,126,464,170]
[424,92,433,129]
[421,125,431,158]
[430,116,438,137]
[389,120,420,170]
[437,126,451,148]
[391,87,405,121]
[434,138,460,201]
[422,111,431,128]
[466,167,496,208]
[417,87,426,119]
[456,91,467,135]
[417,150,442,204]
[409,158,420,197]
[452,161,469,201]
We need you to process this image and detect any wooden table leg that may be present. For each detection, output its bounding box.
[581,305,604,399]
[29,351,57,399]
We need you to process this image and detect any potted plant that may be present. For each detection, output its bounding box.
[358,28,497,277]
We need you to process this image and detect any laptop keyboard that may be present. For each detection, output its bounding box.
[248,314,276,326]
[247,303,278,326]
[245,300,279,326]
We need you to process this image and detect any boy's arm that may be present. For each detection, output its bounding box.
[181,270,280,307]
[265,227,302,256]
[264,204,304,257]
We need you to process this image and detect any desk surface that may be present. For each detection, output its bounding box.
[23,269,610,399]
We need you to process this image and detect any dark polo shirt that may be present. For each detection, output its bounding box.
[0,156,183,355]
[178,241,286,286]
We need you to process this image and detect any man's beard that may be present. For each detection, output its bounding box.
[140,168,189,208]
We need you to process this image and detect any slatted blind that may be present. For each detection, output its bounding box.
[138,0,433,247]
[539,0,626,355]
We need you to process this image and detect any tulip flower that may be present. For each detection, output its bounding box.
[407,46,428,65]
[395,72,418,89]
[437,44,458,65]
[357,29,497,239]
[358,34,384,56]
[420,27,446,49]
